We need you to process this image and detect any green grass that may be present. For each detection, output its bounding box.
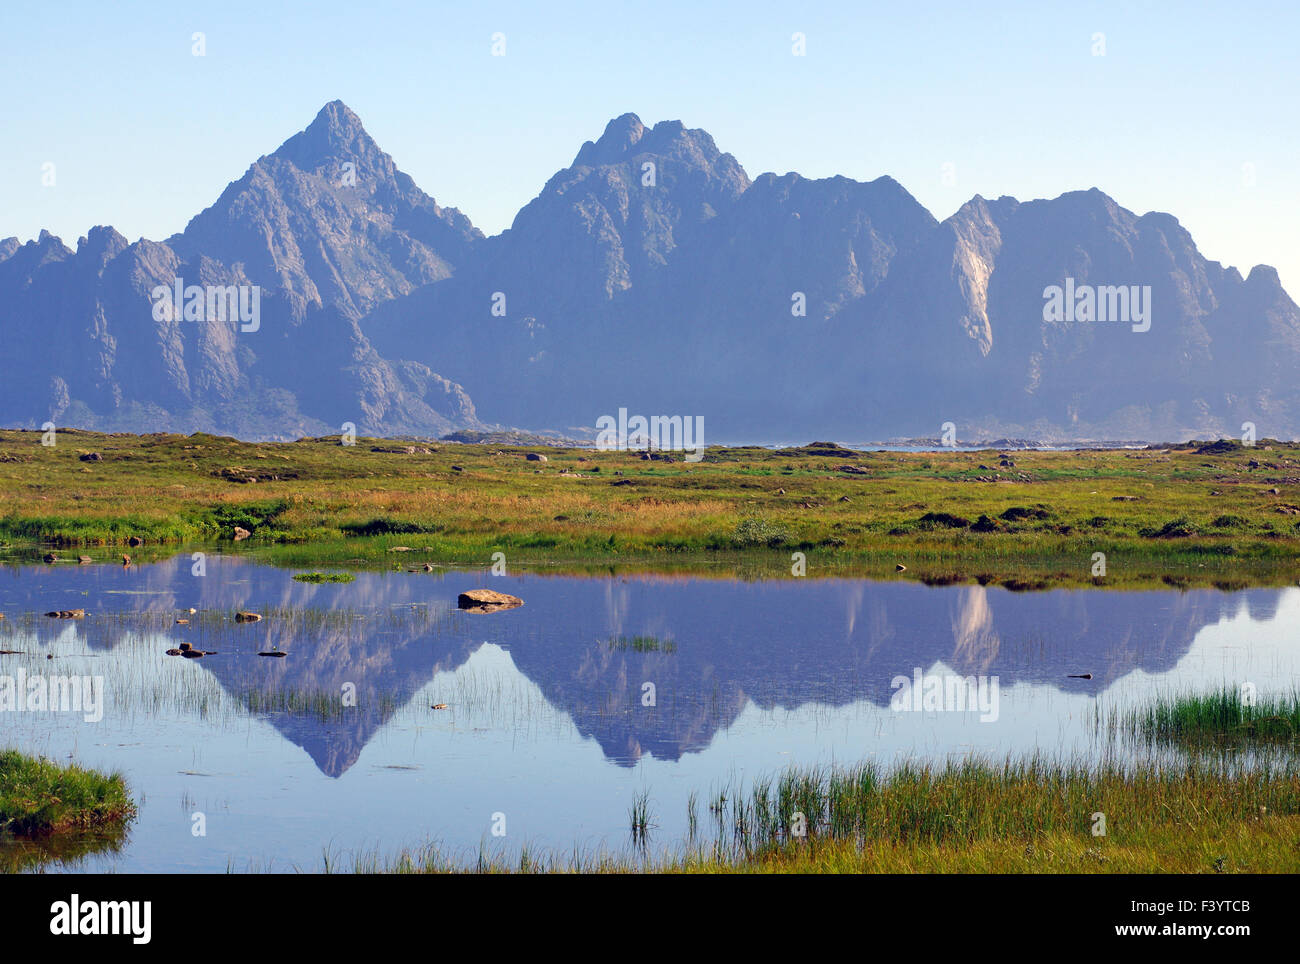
[292,571,356,584]
[1111,687,1300,747]
[331,755,1300,874]
[0,750,136,837]
[1,428,1299,588]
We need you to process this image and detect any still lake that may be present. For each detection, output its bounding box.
[1,554,1296,871]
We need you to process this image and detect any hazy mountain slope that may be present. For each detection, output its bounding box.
[845,189,1300,440]
[365,116,939,434]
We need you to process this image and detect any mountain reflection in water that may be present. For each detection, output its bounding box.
[0,556,1281,775]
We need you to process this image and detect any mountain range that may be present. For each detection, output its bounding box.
[3,100,1297,443]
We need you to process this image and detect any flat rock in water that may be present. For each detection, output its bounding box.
[235,611,262,622]
[457,589,524,613]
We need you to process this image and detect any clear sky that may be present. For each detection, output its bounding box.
[3,1,1297,294]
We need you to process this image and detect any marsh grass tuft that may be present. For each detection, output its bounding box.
[607,634,676,653]
[1111,687,1300,748]
[0,750,136,838]
[629,789,656,849]
[292,571,356,584]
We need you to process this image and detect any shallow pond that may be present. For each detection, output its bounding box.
[1,555,1296,871]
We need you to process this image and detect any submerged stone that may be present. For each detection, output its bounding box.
[457,589,524,613]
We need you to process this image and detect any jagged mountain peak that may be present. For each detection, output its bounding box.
[271,99,382,173]
[573,112,647,166]
[1246,263,1283,288]
[316,98,363,129]
[571,113,742,178]
[75,225,129,265]
[0,100,487,440]
[168,98,482,325]
[1038,186,1129,223]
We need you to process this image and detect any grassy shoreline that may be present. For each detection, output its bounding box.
[347,693,1300,874]
[335,755,1300,874]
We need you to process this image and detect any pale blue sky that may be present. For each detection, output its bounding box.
[3,1,1297,293]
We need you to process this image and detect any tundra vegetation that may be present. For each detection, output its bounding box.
[1,430,1297,590]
